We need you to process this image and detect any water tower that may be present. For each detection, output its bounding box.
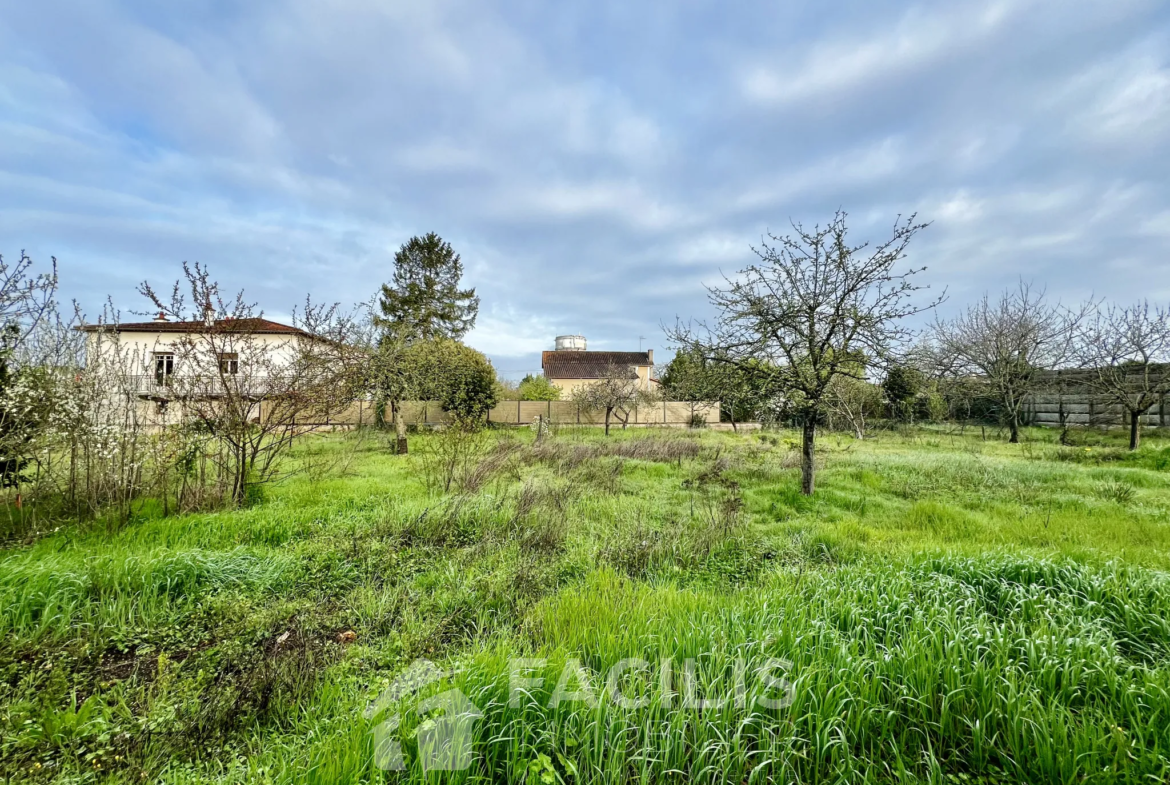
[554,334,587,351]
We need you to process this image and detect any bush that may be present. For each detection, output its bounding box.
[882,365,923,421]
[405,339,499,425]
[914,391,948,423]
[517,374,561,401]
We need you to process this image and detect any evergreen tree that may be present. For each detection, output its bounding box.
[882,365,923,421]
[375,233,479,342]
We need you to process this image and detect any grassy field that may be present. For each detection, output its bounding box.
[3,424,1170,783]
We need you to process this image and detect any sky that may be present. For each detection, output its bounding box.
[1,0,1169,379]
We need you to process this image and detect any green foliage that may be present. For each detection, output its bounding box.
[882,364,923,420]
[914,389,948,422]
[658,347,708,401]
[517,374,561,401]
[375,232,479,342]
[6,427,1170,782]
[403,339,498,424]
[660,348,767,422]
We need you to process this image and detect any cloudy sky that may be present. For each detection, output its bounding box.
[2,0,1168,378]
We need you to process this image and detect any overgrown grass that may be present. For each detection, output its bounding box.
[2,425,1170,783]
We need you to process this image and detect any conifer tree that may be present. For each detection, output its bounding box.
[375,233,479,342]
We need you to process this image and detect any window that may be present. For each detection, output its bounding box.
[153,353,174,385]
[218,352,239,375]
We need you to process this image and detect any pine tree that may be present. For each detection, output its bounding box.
[375,233,479,342]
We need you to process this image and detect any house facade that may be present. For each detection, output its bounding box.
[80,315,310,391]
[78,314,332,426]
[541,335,656,395]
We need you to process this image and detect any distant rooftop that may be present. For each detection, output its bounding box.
[79,317,307,336]
[542,350,651,379]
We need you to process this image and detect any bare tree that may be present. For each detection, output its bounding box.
[932,282,1085,444]
[0,251,58,345]
[139,263,365,506]
[571,362,658,436]
[1075,301,1170,450]
[670,210,938,494]
[825,375,883,439]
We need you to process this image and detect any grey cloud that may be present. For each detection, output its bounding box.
[0,0,1167,378]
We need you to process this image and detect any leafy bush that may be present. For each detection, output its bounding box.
[405,339,499,424]
[517,374,561,401]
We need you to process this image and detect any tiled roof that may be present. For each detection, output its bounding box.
[542,350,650,379]
[79,318,308,336]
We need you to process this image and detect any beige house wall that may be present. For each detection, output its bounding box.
[547,364,655,396]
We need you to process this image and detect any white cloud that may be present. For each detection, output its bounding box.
[1,0,1168,374]
[739,0,1030,106]
[465,308,558,362]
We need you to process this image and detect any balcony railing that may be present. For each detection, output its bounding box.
[124,374,290,398]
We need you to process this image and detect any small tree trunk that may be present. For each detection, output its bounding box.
[1008,414,1020,444]
[1129,409,1141,451]
[394,401,408,455]
[604,407,611,436]
[800,417,816,496]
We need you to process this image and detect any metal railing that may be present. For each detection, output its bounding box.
[124,374,288,397]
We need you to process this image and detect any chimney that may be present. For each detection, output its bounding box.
[646,349,653,364]
[153,311,168,323]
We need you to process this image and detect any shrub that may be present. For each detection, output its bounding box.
[517,374,561,401]
[405,339,499,425]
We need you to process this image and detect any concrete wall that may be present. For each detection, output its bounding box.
[243,399,718,427]
[1023,369,1170,428]
[483,399,717,426]
[1023,393,1169,428]
[125,398,719,429]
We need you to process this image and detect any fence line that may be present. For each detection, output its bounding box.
[1023,392,1168,428]
[293,399,720,427]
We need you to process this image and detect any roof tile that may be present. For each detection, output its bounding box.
[542,350,650,379]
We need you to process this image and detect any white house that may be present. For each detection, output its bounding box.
[80,313,312,387]
[78,313,335,425]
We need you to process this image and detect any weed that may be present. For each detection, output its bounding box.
[7,426,1170,783]
[1096,481,1136,505]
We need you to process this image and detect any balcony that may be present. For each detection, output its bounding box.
[124,374,285,398]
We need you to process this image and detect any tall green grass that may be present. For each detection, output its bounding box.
[281,555,1170,784]
[3,426,1170,783]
